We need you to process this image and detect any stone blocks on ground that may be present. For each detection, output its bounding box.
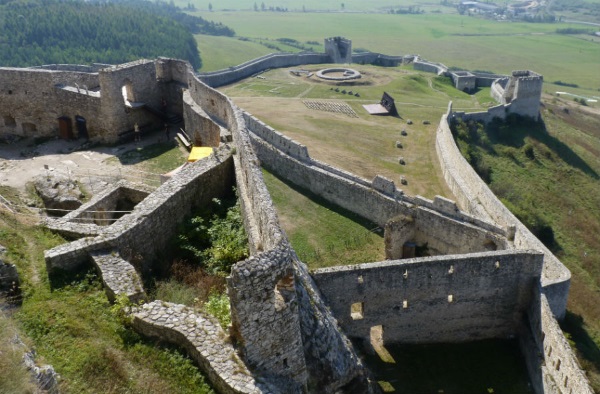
[90,250,146,303]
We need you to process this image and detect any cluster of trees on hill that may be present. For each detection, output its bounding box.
[0,0,234,69]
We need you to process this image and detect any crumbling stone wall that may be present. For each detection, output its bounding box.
[450,70,477,92]
[0,67,101,138]
[45,148,235,274]
[182,90,222,146]
[312,250,543,343]
[0,57,189,143]
[227,244,308,393]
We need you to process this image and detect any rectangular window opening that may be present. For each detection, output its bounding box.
[351,302,364,320]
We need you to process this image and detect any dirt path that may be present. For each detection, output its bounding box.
[0,135,163,196]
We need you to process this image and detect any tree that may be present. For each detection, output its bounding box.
[208,3,212,11]
[254,2,258,11]
[341,3,345,10]
[261,2,265,11]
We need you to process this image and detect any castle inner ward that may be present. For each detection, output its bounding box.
[0,38,592,394]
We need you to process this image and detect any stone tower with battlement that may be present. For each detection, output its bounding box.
[324,37,352,64]
[500,70,543,119]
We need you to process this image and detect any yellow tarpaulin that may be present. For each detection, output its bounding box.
[187,147,213,162]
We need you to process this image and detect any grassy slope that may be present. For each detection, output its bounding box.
[196,34,273,71]
[0,210,215,394]
[453,100,600,390]
[262,169,384,269]
[0,139,211,394]
[224,66,474,199]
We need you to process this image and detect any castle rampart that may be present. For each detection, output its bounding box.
[435,105,570,318]
[8,41,584,392]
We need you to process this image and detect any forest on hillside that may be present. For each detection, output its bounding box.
[0,0,234,69]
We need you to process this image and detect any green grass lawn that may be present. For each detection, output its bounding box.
[359,339,533,394]
[0,210,215,394]
[262,169,384,269]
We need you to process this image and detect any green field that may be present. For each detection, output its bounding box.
[193,12,600,96]
[177,0,456,12]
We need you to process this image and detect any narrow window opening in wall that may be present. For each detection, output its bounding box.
[555,359,561,371]
[403,300,408,309]
[448,265,454,274]
[210,99,215,106]
[448,294,454,303]
[403,269,408,279]
[8,90,12,95]
[495,261,501,269]
[564,376,568,387]
[3,115,16,127]
[357,275,364,284]
[351,302,364,320]
[121,80,135,104]
[283,358,289,369]
[274,274,295,312]
[547,346,552,357]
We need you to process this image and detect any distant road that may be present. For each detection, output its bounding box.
[563,19,600,27]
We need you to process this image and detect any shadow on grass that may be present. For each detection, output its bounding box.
[115,141,178,166]
[354,338,533,394]
[48,263,99,291]
[265,168,383,236]
[487,115,599,179]
[561,311,600,375]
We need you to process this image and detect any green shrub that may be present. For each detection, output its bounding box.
[204,291,231,329]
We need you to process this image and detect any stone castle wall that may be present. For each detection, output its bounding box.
[0,58,191,142]
[26,46,586,392]
[180,70,368,392]
[0,67,102,138]
[198,52,330,88]
[245,111,505,237]
[45,148,236,274]
[435,105,571,318]
[312,250,543,343]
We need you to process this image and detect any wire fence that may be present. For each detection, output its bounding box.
[0,165,164,222]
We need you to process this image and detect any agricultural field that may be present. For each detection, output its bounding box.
[193,10,600,100]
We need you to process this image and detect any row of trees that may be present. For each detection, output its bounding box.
[0,0,236,68]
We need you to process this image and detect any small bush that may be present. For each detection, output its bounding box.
[204,291,231,329]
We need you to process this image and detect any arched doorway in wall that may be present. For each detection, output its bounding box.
[121,80,135,105]
[75,115,88,140]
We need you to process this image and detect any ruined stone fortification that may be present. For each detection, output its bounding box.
[1,38,592,393]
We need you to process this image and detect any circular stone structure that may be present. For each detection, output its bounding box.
[316,67,361,81]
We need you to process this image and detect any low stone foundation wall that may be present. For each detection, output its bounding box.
[132,301,270,394]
